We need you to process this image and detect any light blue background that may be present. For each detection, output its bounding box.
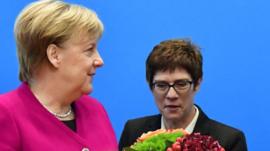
[1,0,269,150]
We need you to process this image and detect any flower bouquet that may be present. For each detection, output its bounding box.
[123,129,225,151]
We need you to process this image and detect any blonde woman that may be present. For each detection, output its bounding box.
[0,0,117,150]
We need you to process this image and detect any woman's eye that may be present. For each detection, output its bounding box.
[175,82,187,87]
[156,83,168,88]
[85,48,94,56]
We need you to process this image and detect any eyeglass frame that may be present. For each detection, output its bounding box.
[151,79,194,95]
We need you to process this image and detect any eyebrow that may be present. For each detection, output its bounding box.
[84,43,96,50]
[153,79,191,83]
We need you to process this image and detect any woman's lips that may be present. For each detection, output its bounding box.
[164,105,180,111]
[88,73,95,76]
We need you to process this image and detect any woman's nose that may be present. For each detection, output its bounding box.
[94,58,104,67]
[94,51,104,67]
[166,87,179,99]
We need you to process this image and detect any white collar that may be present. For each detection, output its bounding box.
[161,105,199,134]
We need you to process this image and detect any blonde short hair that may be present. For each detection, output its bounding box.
[14,0,104,82]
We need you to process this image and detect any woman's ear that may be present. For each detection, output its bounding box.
[194,78,202,91]
[46,44,61,68]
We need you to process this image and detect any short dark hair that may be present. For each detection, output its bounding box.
[146,39,203,89]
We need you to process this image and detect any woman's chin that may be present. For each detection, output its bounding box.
[82,85,93,95]
[163,110,184,121]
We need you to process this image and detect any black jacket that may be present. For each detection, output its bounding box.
[119,105,247,151]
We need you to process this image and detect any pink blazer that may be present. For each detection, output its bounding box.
[0,83,118,151]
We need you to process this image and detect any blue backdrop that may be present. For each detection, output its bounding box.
[1,0,269,150]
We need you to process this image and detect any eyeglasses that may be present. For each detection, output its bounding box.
[152,79,193,95]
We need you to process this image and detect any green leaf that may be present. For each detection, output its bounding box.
[129,131,185,151]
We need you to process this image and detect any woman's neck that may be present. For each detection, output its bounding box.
[29,79,75,120]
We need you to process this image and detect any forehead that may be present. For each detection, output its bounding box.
[153,68,192,81]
